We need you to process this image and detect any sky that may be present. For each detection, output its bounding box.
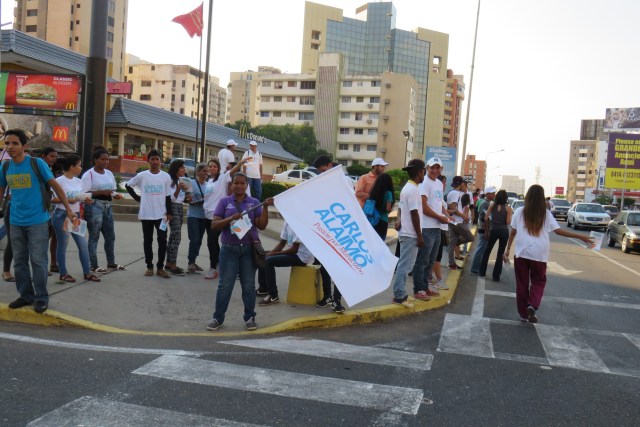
[2,0,639,195]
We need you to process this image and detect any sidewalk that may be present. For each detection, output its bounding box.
[0,216,467,336]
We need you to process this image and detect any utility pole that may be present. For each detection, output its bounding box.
[460,0,480,175]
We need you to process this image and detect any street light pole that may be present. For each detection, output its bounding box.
[460,0,481,175]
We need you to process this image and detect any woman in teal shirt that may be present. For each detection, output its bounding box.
[367,173,395,240]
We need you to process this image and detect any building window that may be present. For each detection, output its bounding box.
[27,9,37,16]
[338,144,348,150]
[287,96,296,102]
[341,96,351,103]
[353,144,361,152]
[300,81,316,90]
[274,82,283,89]
[262,81,271,87]
[25,25,37,32]
[273,111,282,117]
[288,81,297,87]
[339,128,349,135]
[128,66,133,74]
[106,47,113,58]
[161,94,165,99]
[299,96,314,105]
[355,113,363,121]
[367,129,377,136]
[354,129,364,135]
[342,81,352,87]
[260,111,269,117]
[140,94,152,101]
[262,96,270,102]
[311,30,321,40]
[180,94,185,102]
[356,97,364,103]
[371,80,381,87]
[141,80,152,87]
[369,113,378,120]
[107,16,115,27]
[340,112,350,119]
[298,112,314,120]
[286,111,295,118]
[370,97,380,103]
[171,94,175,101]
[181,80,186,88]
[274,96,282,102]
[367,144,377,151]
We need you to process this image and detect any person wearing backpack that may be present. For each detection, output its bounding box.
[364,173,394,241]
[0,129,77,313]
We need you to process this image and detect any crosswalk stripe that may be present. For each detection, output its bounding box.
[535,325,610,373]
[484,290,640,311]
[624,333,640,351]
[437,313,494,358]
[221,336,433,371]
[27,396,262,427]
[133,355,424,415]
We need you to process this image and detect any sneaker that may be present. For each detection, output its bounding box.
[332,300,345,313]
[315,296,332,308]
[34,300,48,314]
[204,268,218,279]
[156,269,171,279]
[144,269,154,277]
[169,267,185,276]
[8,297,33,309]
[425,288,440,297]
[91,266,108,273]
[206,319,223,331]
[187,264,202,274]
[448,263,462,270]
[519,317,529,322]
[470,271,479,276]
[527,305,538,323]
[392,297,414,308]
[245,317,258,331]
[433,279,449,290]
[428,276,437,285]
[414,291,431,301]
[256,288,269,297]
[259,295,280,306]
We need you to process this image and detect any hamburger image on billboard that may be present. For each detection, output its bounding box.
[15,83,57,107]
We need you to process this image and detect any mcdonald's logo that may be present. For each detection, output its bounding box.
[52,126,69,142]
[65,102,76,110]
[238,124,248,139]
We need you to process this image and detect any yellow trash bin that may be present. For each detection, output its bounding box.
[286,265,322,305]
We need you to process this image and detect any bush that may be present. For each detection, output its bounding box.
[114,174,126,193]
[347,164,369,176]
[386,168,409,199]
[260,181,295,202]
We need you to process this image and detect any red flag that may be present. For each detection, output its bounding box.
[172,3,204,38]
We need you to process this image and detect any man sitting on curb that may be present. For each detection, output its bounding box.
[470,186,496,275]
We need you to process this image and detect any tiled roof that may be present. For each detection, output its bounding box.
[1,30,87,75]
[105,97,301,163]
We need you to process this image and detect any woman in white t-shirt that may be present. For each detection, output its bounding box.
[504,185,593,323]
[52,155,99,282]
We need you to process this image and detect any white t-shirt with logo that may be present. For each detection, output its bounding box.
[204,172,232,220]
[510,207,560,263]
[55,175,84,213]
[170,181,186,204]
[82,168,116,193]
[218,148,235,172]
[419,176,445,229]
[281,222,314,265]
[398,180,422,238]
[446,189,465,223]
[126,170,171,220]
[241,149,263,179]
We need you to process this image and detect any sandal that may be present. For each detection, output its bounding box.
[91,266,108,273]
[50,265,59,273]
[84,274,101,282]
[107,264,127,271]
[2,272,15,282]
[60,274,76,283]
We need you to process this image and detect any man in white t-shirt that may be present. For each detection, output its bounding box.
[411,157,452,300]
[218,139,237,172]
[125,149,173,278]
[446,176,475,269]
[391,159,426,308]
[242,141,263,201]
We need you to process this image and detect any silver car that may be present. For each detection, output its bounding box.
[567,203,611,231]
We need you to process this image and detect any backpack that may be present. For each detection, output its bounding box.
[2,157,53,212]
[363,199,380,226]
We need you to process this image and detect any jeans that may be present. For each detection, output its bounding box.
[411,228,441,293]
[187,216,208,265]
[470,230,488,274]
[314,259,342,301]
[480,228,510,280]
[514,257,547,318]
[447,223,474,265]
[258,254,306,298]
[213,243,256,323]
[207,222,220,269]
[3,207,13,273]
[141,219,167,269]
[166,203,184,265]
[392,235,420,299]
[51,209,91,276]
[373,219,389,241]
[248,178,262,201]
[10,222,49,303]
[84,200,116,268]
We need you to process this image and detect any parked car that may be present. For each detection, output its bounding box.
[567,203,611,231]
[602,205,619,217]
[164,157,196,177]
[511,200,525,211]
[549,198,571,221]
[272,169,317,184]
[607,211,640,253]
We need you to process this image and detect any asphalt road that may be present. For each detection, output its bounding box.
[1,227,639,426]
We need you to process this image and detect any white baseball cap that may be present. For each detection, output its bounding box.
[249,141,258,146]
[226,139,238,146]
[484,186,497,194]
[426,157,443,167]
[371,157,389,166]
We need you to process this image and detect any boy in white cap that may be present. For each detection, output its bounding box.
[355,157,388,208]
[218,139,237,172]
[242,141,263,201]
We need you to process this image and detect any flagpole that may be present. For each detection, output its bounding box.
[199,0,214,163]
[193,33,203,166]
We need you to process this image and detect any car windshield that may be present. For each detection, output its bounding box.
[576,204,605,213]
[551,199,571,207]
[628,213,640,226]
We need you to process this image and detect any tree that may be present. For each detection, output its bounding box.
[224,120,253,131]
[347,163,369,176]
[594,194,613,205]
[254,124,325,164]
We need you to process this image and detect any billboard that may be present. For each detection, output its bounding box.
[555,186,564,195]
[0,112,78,152]
[0,72,80,112]
[604,133,640,190]
[425,146,457,177]
[604,108,640,131]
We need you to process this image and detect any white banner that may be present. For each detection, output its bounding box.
[274,166,398,306]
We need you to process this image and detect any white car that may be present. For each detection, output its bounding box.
[271,169,317,184]
[567,202,611,231]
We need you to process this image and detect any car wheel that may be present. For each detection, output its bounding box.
[622,236,631,254]
[567,218,572,228]
[607,231,616,247]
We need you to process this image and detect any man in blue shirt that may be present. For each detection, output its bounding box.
[0,129,77,313]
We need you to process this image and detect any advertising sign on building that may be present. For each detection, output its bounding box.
[0,112,77,152]
[0,72,80,112]
[604,133,640,190]
[604,108,640,131]
[555,186,564,195]
[107,82,133,95]
[425,146,457,176]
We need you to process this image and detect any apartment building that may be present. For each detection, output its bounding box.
[463,154,486,191]
[226,66,281,125]
[124,55,226,125]
[501,175,526,196]
[566,140,598,203]
[445,70,465,148]
[300,1,450,154]
[13,0,128,80]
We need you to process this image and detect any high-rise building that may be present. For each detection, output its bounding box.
[567,140,598,203]
[226,66,281,125]
[463,154,486,191]
[300,1,451,155]
[445,70,465,149]
[13,0,128,80]
[501,175,526,196]
[124,55,227,125]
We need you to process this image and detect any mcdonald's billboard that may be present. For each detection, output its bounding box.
[0,72,80,112]
[0,112,77,152]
